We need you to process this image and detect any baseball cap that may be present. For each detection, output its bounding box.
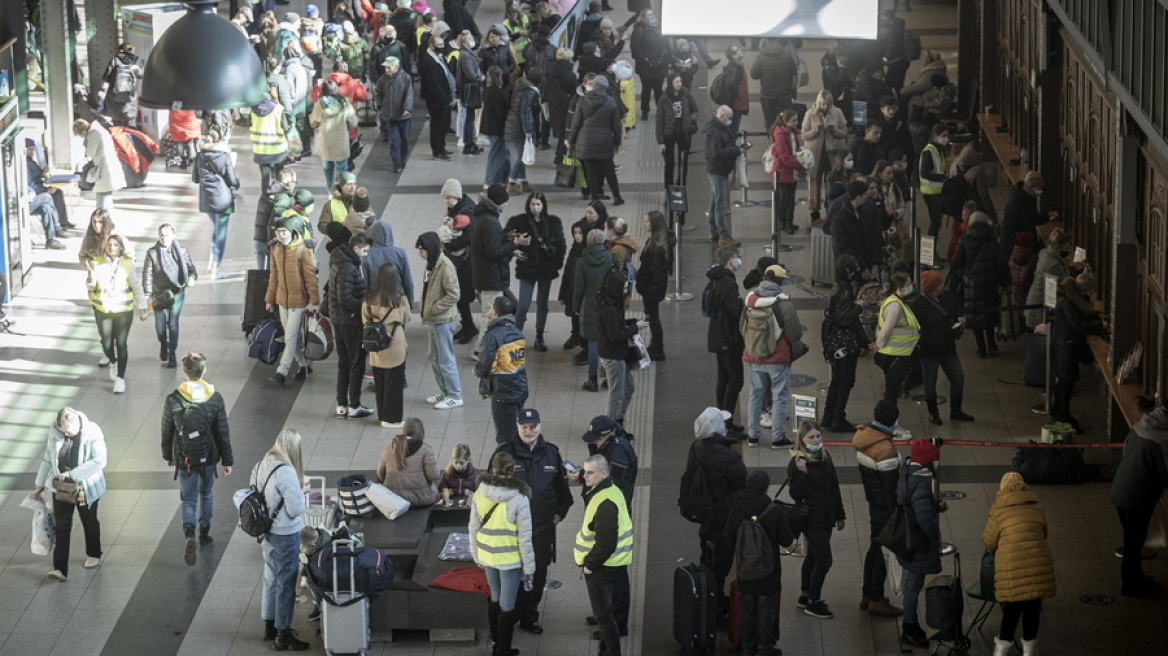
[582,416,619,444]
[517,408,541,424]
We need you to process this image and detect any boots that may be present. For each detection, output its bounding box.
[926,399,943,425]
[901,622,928,648]
[1021,639,1038,656]
[950,396,974,421]
[494,609,520,656]
[488,601,500,646]
[183,524,197,566]
[563,334,581,350]
[865,596,902,617]
[583,376,599,392]
[199,524,213,547]
[272,627,309,651]
[992,636,1013,656]
[532,332,548,352]
[262,619,277,641]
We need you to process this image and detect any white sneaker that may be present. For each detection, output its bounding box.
[380,421,405,429]
[83,557,101,569]
[434,397,463,410]
[98,355,110,367]
[457,139,465,149]
[113,378,126,394]
[760,411,773,428]
[893,425,913,440]
[347,406,374,419]
[336,405,348,417]
[425,394,446,404]
[108,365,118,382]
[47,569,67,581]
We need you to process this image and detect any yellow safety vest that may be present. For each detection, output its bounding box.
[473,492,522,568]
[250,108,287,156]
[327,198,347,224]
[877,294,921,356]
[918,143,945,195]
[89,256,138,314]
[574,484,634,567]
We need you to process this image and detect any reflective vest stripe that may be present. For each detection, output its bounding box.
[473,493,521,567]
[919,144,944,195]
[573,485,634,568]
[251,111,287,156]
[88,257,136,313]
[877,295,920,356]
[328,198,347,224]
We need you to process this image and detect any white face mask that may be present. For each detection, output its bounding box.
[467,39,476,49]
[844,160,854,170]
[903,284,915,296]
[276,230,293,245]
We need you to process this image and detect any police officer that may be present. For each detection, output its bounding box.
[495,408,575,634]
[576,454,634,656]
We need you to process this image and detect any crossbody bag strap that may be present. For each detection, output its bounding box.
[481,502,501,525]
[261,463,288,518]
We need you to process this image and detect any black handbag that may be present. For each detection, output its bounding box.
[555,160,578,188]
[979,548,996,599]
[151,289,176,311]
[52,477,80,505]
[878,501,929,560]
[773,478,808,536]
[349,134,366,162]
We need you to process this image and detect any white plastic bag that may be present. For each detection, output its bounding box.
[612,60,634,80]
[22,495,54,556]
[364,482,411,520]
[522,137,536,166]
[883,546,905,597]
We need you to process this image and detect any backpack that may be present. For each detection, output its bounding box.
[525,44,553,85]
[111,61,137,100]
[247,318,285,364]
[679,461,715,525]
[739,304,782,359]
[238,463,287,541]
[926,83,957,117]
[904,30,922,61]
[734,505,778,581]
[302,310,335,361]
[362,305,401,352]
[762,142,779,175]
[709,71,733,105]
[173,400,214,471]
[700,278,719,318]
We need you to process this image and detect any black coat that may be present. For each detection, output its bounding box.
[656,87,698,144]
[951,221,1006,330]
[850,139,887,180]
[824,278,868,358]
[629,23,669,77]
[559,216,603,308]
[910,291,961,357]
[444,195,476,304]
[704,118,741,176]
[161,387,233,470]
[787,452,846,530]
[442,0,481,40]
[596,293,637,360]
[480,85,511,137]
[680,436,749,534]
[705,265,744,354]
[191,146,239,214]
[504,77,539,143]
[470,200,517,292]
[419,50,454,106]
[504,212,566,281]
[479,44,516,80]
[635,238,673,302]
[832,203,884,272]
[327,244,369,326]
[1110,408,1168,510]
[749,44,797,98]
[495,434,574,536]
[543,60,577,138]
[143,240,197,298]
[721,489,795,595]
[568,89,623,160]
[1000,182,1046,263]
[585,434,639,503]
[1050,292,1105,383]
[897,462,942,574]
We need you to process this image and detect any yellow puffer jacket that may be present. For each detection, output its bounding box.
[981,489,1057,603]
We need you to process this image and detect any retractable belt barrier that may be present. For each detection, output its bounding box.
[817,439,1124,449]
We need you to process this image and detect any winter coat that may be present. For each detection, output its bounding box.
[83,122,126,194]
[584,433,639,503]
[635,238,673,303]
[982,488,1056,603]
[824,278,868,358]
[770,125,804,185]
[801,105,849,161]
[479,44,516,80]
[749,43,797,99]
[788,450,846,530]
[168,110,202,142]
[363,296,411,369]
[480,85,511,137]
[469,474,537,574]
[102,51,144,122]
[371,37,410,84]
[249,101,288,165]
[375,69,414,121]
[142,239,197,299]
[741,288,802,366]
[504,77,539,143]
[327,244,369,327]
[680,435,749,534]
[363,221,415,307]
[475,314,528,401]
[35,411,108,506]
[544,60,577,138]
[896,462,943,574]
[1009,245,1038,306]
[311,96,358,162]
[902,58,948,116]
[419,49,455,106]
[1000,182,1046,262]
[596,292,637,361]
[722,489,795,595]
[1025,245,1071,329]
[496,434,575,535]
[266,237,320,309]
[310,72,369,105]
[377,438,440,507]
[504,213,566,281]
[317,188,371,232]
[630,23,669,77]
[850,139,886,181]
[420,252,460,324]
[573,244,613,341]
[443,0,481,40]
[161,379,234,471]
[656,87,698,144]
[910,290,961,357]
[724,59,750,113]
[457,48,485,109]
[704,118,741,176]
[1050,284,1105,383]
[1111,408,1168,510]
[568,88,623,160]
[438,464,480,500]
[192,142,240,214]
[284,58,313,117]
[470,197,517,291]
[951,221,1006,330]
[853,425,901,529]
[832,203,884,272]
[706,265,744,354]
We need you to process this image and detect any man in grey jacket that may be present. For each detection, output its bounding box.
[376,57,414,173]
[704,105,748,246]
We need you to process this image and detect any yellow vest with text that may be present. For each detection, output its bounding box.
[88,256,137,314]
[877,294,920,356]
[250,108,287,156]
[473,492,522,568]
[574,484,634,567]
[918,143,945,195]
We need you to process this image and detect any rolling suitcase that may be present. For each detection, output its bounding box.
[242,269,274,334]
[810,227,835,287]
[1024,334,1047,387]
[673,563,717,654]
[322,539,371,656]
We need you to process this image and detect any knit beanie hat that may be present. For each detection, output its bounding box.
[441,178,463,198]
[592,75,609,91]
[920,270,943,296]
[745,469,770,494]
[873,400,899,428]
[1024,171,1044,193]
[338,171,357,187]
[910,439,941,466]
[451,214,471,230]
[486,183,509,207]
[273,216,300,235]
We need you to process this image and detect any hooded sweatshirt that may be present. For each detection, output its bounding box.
[161,379,233,472]
[468,472,536,574]
[363,220,415,308]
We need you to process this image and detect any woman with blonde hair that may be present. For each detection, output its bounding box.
[801,90,850,220]
[787,420,845,620]
[252,429,309,650]
[377,418,440,507]
[983,472,1055,656]
[86,233,148,393]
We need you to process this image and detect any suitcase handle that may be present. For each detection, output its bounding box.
[304,475,327,511]
[330,538,359,599]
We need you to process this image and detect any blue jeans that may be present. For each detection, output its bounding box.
[261,532,300,629]
[586,339,600,377]
[95,191,113,210]
[485,566,523,612]
[254,240,269,270]
[485,135,510,186]
[507,140,528,181]
[177,465,216,528]
[153,289,186,356]
[389,118,410,167]
[516,278,551,333]
[707,172,730,236]
[800,527,834,602]
[740,593,775,651]
[30,193,61,241]
[903,568,926,624]
[206,212,229,264]
[427,321,462,400]
[322,159,349,190]
[748,363,790,442]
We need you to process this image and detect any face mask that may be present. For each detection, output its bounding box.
[277,232,293,245]
[805,442,823,452]
[722,118,733,127]
[844,160,854,170]
[648,19,658,26]
[903,284,915,296]
[731,257,743,270]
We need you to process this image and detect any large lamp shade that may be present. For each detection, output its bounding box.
[140,3,267,110]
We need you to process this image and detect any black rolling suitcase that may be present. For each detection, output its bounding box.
[242,269,274,334]
[673,563,717,654]
[1024,334,1047,387]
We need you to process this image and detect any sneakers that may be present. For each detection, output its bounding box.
[108,365,118,382]
[893,425,913,440]
[804,600,833,619]
[434,397,463,410]
[771,437,792,449]
[185,536,197,566]
[213,268,231,280]
[47,239,66,250]
[747,439,759,448]
[336,405,348,417]
[759,411,773,428]
[272,373,286,386]
[381,421,405,429]
[98,355,111,367]
[307,607,322,622]
[347,406,374,419]
[582,377,599,392]
[796,596,810,609]
[113,378,126,394]
[47,569,67,581]
[84,557,101,569]
[425,394,447,404]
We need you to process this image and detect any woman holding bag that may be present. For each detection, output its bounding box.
[35,407,108,582]
[142,223,198,369]
[787,420,846,620]
[801,90,849,222]
[770,108,805,235]
[191,129,240,279]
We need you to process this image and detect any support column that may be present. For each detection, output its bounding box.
[0,0,30,113]
[41,0,75,167]
[1109,117,1141,440]
[86,0,120,93]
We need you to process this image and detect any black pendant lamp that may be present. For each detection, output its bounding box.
[140,0,267,110]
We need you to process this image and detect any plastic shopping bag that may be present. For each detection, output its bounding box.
[522,136,536,166]
[22,494,55,556]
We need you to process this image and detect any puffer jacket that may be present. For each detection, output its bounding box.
[310,96,358,162]
[770,124,803,185]
[567,88,623,160]
[479,43,516,80]
[656,86,698,144]
[266,237,319,309]
[721,488,795,596]
[469,473,537,574]
[327,244,368,326]
[1025,245,1072,329]
[896,461,943,574]
[191,141,240,214]
[504,77,539,144]
[377,437,440,507]
[705,265,744,354]
[470,196,517,292]
[573,244,614,341]
[704,118,741,176]
[853,425,901,529]
[504,212,566,281]
[375,69,414,121]
[741,284,801,366]
[438,464,480,500]
[161,379,233,471]
[982,488,1056,603]
[749,43,797,99]
[787,449,846,530]
[35,411,108,505]
[1111,407,1168,509]
[255,180,293,242]
[951,221,1006,330]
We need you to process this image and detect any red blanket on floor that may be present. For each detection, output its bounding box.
[428,566,490,596]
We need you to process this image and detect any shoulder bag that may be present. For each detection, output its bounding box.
[773,478,808,537]
[52,477,80,505]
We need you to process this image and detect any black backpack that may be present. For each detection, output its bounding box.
[362,305,401,352]
[239,463,287,541]
[700,278,719,319]
[110,61,137,100]
[709,71,732,105]
[679,462,715,525]
[734,505,778,580]
[525,44,554,85]
[174,400,214,472]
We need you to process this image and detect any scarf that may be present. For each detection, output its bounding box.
[154,241,190,290]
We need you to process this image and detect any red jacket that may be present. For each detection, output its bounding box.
[168,110,202,142]
[310,73,369,105]
[769,125,803,185]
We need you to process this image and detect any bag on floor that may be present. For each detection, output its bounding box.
[1011,441,1084,484]
[336,474,377,518]
[242,269,275,334]
[22,495,54,556]
[302,475,340,531]
[247,318,285,365]
[673,563,717,653]
[1040,422,1074,444]
[302,310,335,361]
[364,482,411,520]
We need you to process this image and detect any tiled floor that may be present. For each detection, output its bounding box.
[0,1,1165,654]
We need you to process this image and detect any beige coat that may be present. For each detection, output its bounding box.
[903,59,948,115]
[377,439,439,507]
[801,105,849,161]
[363,297,411,369]
[981,489,1057,603]
[420,253,460,324]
